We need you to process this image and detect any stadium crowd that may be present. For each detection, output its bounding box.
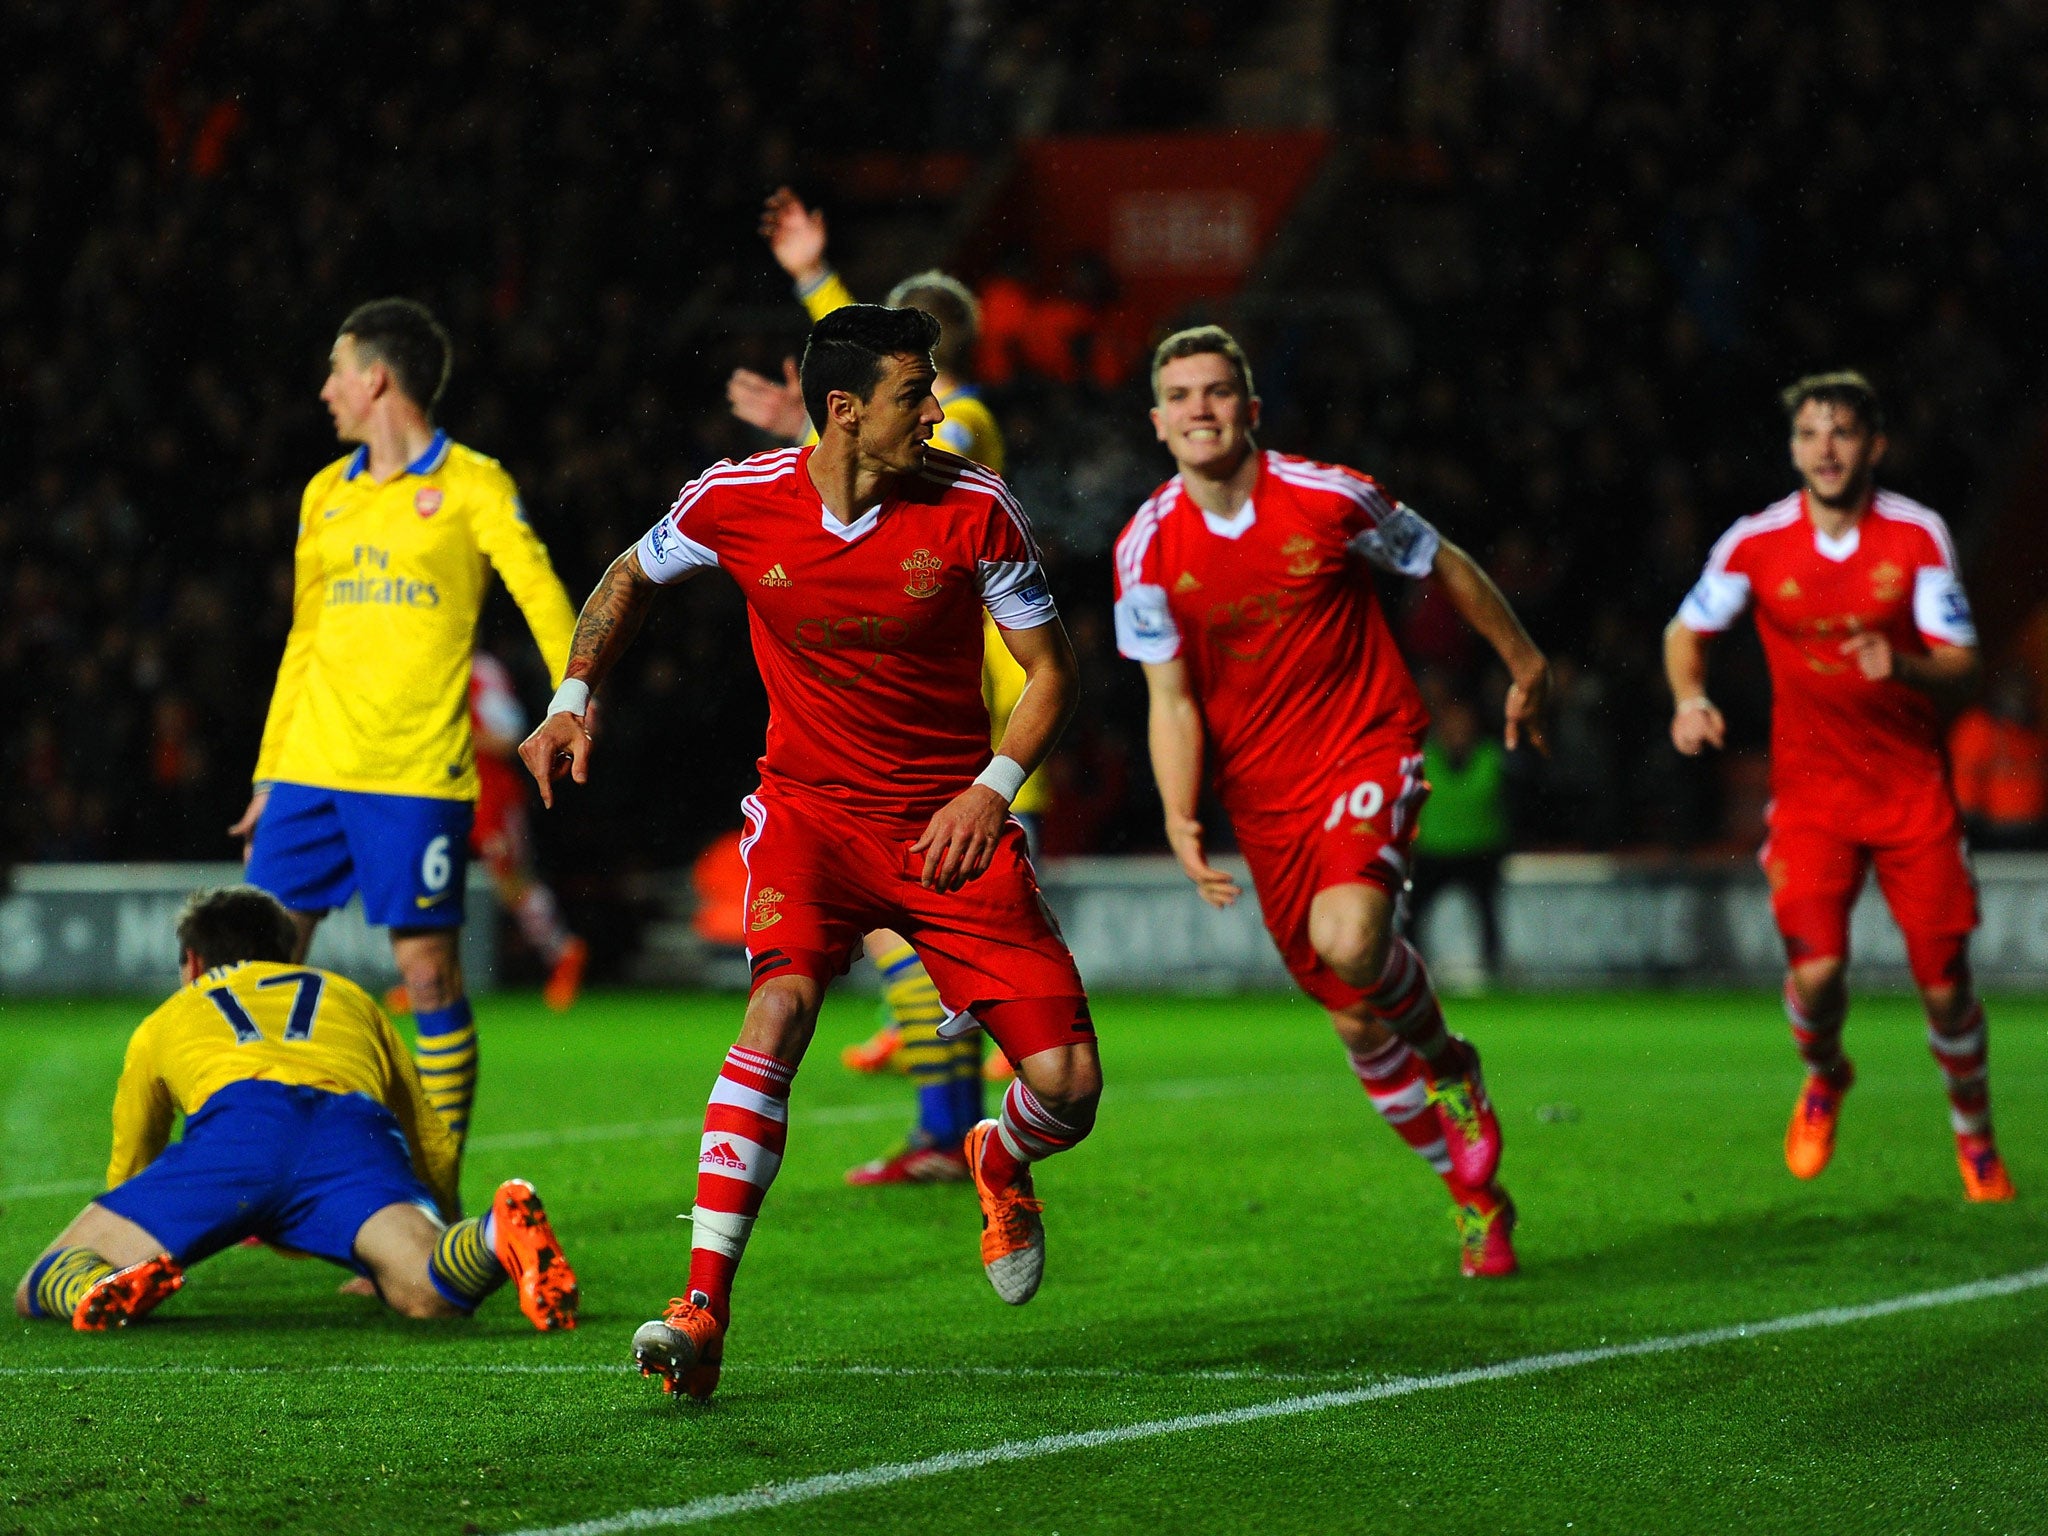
[5,1,2047,915]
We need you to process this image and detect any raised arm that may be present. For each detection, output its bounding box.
[1141,658,1242,908]
[1431,539,1551,754]
[1664,618,1727,755]
[517,547,668,806]
[910,618,1078,894]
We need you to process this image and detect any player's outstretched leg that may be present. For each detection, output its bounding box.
[1363,938,1502,1189]
[636,987,805,1399]
[966,1031,1100,1306]
[25,1248,185,1331]
[422,1179,579,1329]
[1783,966,1853,1179]
[1926,992,2014,1202]
[1344,1031,1517,1277]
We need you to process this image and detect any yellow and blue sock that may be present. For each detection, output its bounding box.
[26,1247,114,1320]
[415,997,478,1142]
[427,1212,505,1312]
[876,944,980,1146]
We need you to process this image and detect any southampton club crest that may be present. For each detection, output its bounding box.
[749,886,785,931]
[901,548,944,600]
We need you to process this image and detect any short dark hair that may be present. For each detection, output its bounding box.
[884,271,979,377]
[339,298,453,413]
[800,303,941,431]
[176,885,298,971]
[1781,370,1883,433]
[1150,325,1256,403]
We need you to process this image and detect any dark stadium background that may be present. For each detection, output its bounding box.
[7,0,2047,974]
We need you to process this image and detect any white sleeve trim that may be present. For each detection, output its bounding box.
[979,559,1058,630]
[1114,583,1182,662]
[1346,504,1440,578]
[635,514,720,585]
[1914,566,1978,647]
[1676,569,1750,633]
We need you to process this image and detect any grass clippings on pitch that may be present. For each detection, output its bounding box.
[2,988,2045,1535]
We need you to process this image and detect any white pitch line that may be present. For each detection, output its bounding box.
[507,1263,2048,1536]
[0,1071,1331,1199]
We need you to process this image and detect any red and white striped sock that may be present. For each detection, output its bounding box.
[1364,938,1460,1075]
[1784,977,1848,1080]
[687,1044,795,1324]
[977,1078,1091,1190]
[1929,1001,1991,1136]
[1347,1037,1453,1181]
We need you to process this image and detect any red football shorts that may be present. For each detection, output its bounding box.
[1760,791,1977,991]
[1231,746,1430,1013]
[737,786,1093,1062]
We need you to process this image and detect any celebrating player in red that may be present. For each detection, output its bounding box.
[1667,372,2008,1200]
[521,304,1099,1399]
[1114,327,1550,1278]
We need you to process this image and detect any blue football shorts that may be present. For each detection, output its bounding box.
[96,1080,440,1274]
[246,782,472,929]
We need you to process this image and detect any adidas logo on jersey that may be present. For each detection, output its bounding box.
[1174,571,1202,593]
[700,1140,749,1171]
[758,564,793,587]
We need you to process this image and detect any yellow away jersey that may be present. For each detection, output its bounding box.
[254,433,577,801]
[107,960,460,1215]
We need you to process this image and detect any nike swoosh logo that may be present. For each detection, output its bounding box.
[414,891,454,908]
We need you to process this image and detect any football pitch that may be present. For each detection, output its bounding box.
[4,989,2047,1535]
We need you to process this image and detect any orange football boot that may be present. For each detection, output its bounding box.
[1785,1062,1854,1179]
[632,1292,724,1399]
[542,937,589,1013]
[383,984,412,1017]
[965,1120,1045,1305]
[1452,1187,1518,1278]
[1956,1133,2016,1202]
[73,1253,184,1331]
[490,1178,580,1331]
[840,1023,903,1074]
[983,1048,1015,1084]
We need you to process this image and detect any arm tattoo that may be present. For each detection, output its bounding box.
[566,551,657,687]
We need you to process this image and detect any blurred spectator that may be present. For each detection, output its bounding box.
[1949,672,2047,851]
[1410,696,1508,977]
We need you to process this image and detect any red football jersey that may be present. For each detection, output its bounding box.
[635,445,1057,823]
[1678,488,1978,813]
[1112,450,1436,820]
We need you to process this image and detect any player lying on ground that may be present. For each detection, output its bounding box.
[523,303,1101,1400]
[230,298,578,1171]
[732,188,1025,1183]
[1666,371,2010,1200]
[1114,328,1551,1277]
[12,886,579,1331]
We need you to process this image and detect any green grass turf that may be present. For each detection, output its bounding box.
[3,988,2046,1535]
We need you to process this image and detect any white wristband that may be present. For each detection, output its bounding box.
[1675,696,1714,714]
[973,755,1028,805]
[548,678,592,718]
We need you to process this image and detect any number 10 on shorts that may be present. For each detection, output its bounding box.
[1324,780,1385,831]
